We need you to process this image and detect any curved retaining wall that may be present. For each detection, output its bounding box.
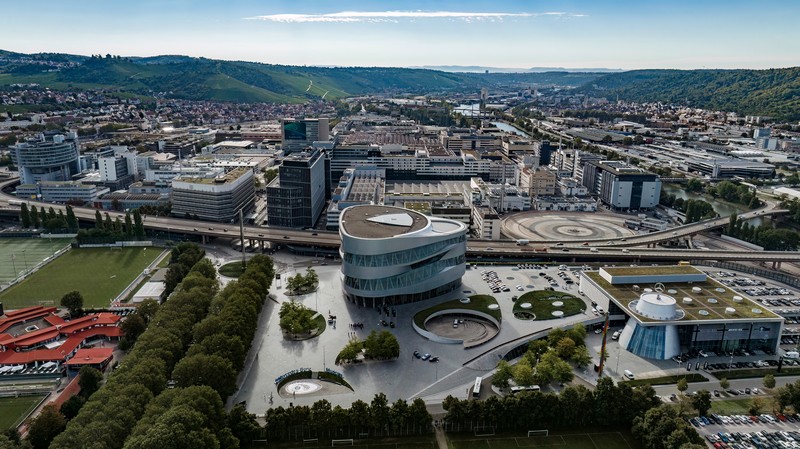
[412,308,501,344]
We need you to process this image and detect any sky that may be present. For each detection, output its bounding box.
[1,0,799,70]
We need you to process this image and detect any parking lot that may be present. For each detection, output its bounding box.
[694,412,800,448]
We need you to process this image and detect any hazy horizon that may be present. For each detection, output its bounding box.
[1,0,799,70]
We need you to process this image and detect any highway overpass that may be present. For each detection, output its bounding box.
[2,176,798,264]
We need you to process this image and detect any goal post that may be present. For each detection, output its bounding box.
[331,439,354,446]
[527,430,549,437]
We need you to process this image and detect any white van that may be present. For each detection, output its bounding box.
[785,351,799,359]
[624,370,635,379]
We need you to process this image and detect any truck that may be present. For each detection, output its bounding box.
[7,200,23,206]
[515,239,530,246]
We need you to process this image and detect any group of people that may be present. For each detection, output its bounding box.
[349,323,364,329]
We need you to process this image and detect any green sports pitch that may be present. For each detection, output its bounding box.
[448,432,637,449]
[0,395,46,429]
[0,245,162,310]
[0,238,72,284]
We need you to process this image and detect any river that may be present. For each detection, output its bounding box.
[661,184,765,226]
[490,121,530,138]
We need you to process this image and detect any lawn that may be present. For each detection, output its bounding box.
[710,398,756,415]
[513,291,585,321]
[414,295,500,329]
[448,431,638,449]
[0,247,162,309]
[0,238,73,284]
[268,438,436,449]
[219,261,246,278]
[0,395,46,429]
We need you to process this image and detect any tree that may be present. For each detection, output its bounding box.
[26,405,65,449]
[104,213,113,230]
[749,397,765,416]
[676,378,688,394]
[512,360,535,386]
[228,404,260,446]
[120,314,147,343]
[59,291,83,316]
[20,203,30,228]
[572,346,592,368]
[30,205,40,228]
[691,390,711,416]
[719,378,730,390]
[124,212,133,237]
[77,366,103,398]
[65,205,78,231]
[492,360,512,389]
[555,337,576,359]
[172,353,237,399]
[132,209,145,239]
[94,210,104,230]
[764,373,776,389]
[59,395,85,421]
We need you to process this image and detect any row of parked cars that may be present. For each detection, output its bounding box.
[481,271,511,293]
[706,430,800,449]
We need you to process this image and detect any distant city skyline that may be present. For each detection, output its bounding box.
[1,0,799,70]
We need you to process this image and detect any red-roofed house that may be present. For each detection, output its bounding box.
[65,348,114,376]
[0,307,122,376]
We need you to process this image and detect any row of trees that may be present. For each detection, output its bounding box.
[19,204,78,233]
[726,213,800,250]
[279,301,318,335]
[162,242,206,298]
[263,394,432,441]
[443,377,661,431]
[285,267,319,294]
[120,254,275,448]
[49,244,220,449]
[337,330,400,364]
[75,209,145,244]
[21,366,105,449]
[493,326,590,389]
[707,180,762,209]
[174,254,274,400]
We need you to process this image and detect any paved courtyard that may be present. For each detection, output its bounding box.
[231,250,600,415]
[204,244,800,417]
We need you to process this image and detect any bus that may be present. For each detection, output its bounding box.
[510,385,541,394]
[472,377,482,399]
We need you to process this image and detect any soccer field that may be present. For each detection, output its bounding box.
[0,395,45,429]
[449,432,636,449]
[0,247,162,310]
[0,238,72,284]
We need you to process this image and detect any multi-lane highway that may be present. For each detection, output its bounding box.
[2,176,799,263]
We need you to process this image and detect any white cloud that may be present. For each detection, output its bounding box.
[246,10,585,23]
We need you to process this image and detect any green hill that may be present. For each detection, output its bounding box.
[2,50,797,120]
[578,68,800,121]
[0,51,602,104]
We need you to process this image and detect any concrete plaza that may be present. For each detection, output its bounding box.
[231,250,601,415]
